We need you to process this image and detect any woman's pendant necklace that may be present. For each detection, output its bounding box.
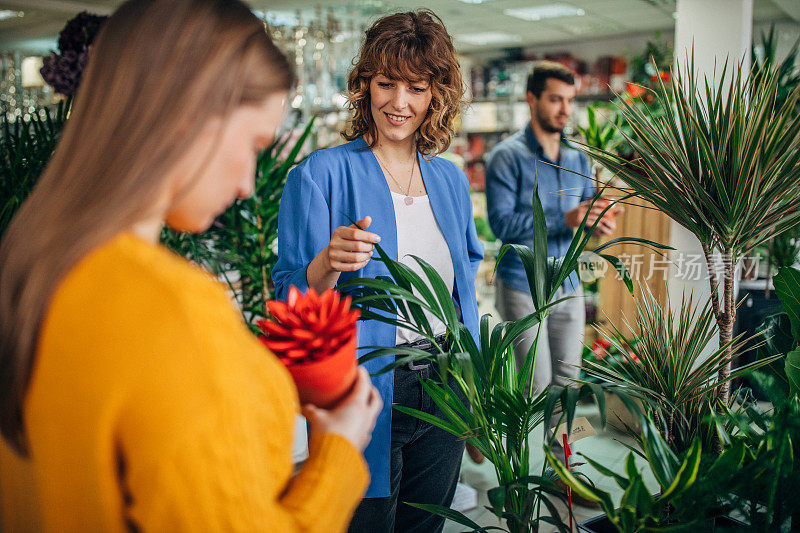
[402,161,415,205]
[374,149,417,206]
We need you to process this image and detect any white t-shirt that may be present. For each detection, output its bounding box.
[391,191,455,345]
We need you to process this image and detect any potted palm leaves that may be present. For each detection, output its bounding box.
[581,57,800,409]
[339,185,667,532]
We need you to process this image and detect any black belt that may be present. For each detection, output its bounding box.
[395,334,450,370]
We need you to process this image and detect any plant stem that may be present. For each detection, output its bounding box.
[717,251,736,414]
[704,244,736,454]
[702,243,722,322]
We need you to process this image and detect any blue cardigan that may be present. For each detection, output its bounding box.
[272,138,483,498]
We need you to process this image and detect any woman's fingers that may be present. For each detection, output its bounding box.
[329,249,371,263]
[329,258,370,272]
[332,237,374,253]
[324,221,379,273]
[351,368,372,403]
[339,226,381,244]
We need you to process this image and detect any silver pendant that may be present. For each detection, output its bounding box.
[404,196,414,206]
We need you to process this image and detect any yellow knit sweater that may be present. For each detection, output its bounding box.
[0,233,368,532]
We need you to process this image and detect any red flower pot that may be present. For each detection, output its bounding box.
[258,287,361,409]
[285,334,359,409]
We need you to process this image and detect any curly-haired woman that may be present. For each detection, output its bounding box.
[273,10,483,533]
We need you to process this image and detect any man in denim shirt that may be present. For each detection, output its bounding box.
[486,61,618,394]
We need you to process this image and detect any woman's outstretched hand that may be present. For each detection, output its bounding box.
[306,216,381,292]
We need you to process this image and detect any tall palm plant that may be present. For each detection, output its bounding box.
[580,58,800,406]
[339,186,666,532]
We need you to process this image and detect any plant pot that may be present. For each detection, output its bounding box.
[284,335,358,409]
[578,513,748,532]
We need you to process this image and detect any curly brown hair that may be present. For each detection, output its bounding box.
[342,10,465,157]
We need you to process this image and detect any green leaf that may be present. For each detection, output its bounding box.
[786,346,800,397]
[580,453,631,490]
[774,267,800,342]
[403,503,505,532]
[393,405,463,437]
[641,417,679,489]
[529,177,550,306]
[658,438,701,500]
[486,486,505,518]
[544,447,616,514]
[598,252,634,294]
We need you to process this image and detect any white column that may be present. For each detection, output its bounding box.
[668,0,752,348]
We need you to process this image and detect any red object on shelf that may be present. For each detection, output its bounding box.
[258,287,360,408]
[625,81,647,98]
[467,161,486,192]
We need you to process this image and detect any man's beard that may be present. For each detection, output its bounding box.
[535,113,564,134]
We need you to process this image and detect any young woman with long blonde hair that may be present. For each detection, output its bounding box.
[0,1,381,530]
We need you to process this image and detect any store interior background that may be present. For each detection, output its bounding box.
[2,0,800,529]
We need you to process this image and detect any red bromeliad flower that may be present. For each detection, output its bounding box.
[257,286,360,364]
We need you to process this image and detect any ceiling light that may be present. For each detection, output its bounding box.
[456,0,499,3]
[504,4,585,21]
[0,10,24,21]
[455,32,521,46]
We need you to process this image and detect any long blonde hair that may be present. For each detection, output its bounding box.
[0,0,293,455]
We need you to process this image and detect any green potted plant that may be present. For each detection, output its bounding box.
[583,289,779,455]
[546,415,749,532]
[581,58,800,409]
[0,100,70,242]
[709,267,800,530]
[339,185,666,532]
[577,105,622,182]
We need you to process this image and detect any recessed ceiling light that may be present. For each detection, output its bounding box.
[0,10,24,21]
[455,32,521,46]
[504,4,585,21]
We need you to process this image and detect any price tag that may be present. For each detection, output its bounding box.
[553,416,596,445]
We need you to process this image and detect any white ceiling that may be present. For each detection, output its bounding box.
[0,0,796,53]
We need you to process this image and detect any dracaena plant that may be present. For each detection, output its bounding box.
[580,57,800,408]
[583,288,779,455]
[339,184,666,533]
[161,117,315,332]
[546,416,748,532]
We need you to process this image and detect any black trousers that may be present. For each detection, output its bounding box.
[348,358,466,533]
